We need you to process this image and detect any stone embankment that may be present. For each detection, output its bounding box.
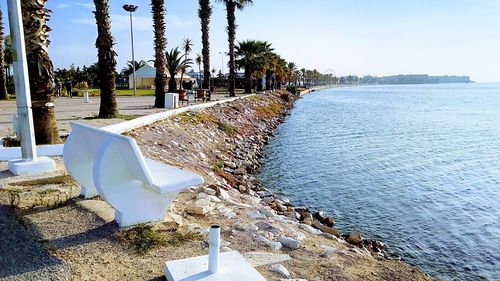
[0,90,434,280]
[129,90,433,280]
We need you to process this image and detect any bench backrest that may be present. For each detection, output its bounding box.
[63,122,154,195]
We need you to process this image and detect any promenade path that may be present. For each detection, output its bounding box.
[0,93,230,137]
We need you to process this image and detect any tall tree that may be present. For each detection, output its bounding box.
[151,0,167,108]
[287,62,297,85]
[195,52,202,86]
[0,8,7,100]
[179,38,193,90]
[165,47,191,93]
[235,40,272,93]
[216,0,253,97]
[93,0,119,118]
[21,0,61,143]
[122,60,146,77]
[198,0,212,89]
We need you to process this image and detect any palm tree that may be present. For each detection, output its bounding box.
[21,0,61,144]
[275,57,287,90]
[287,62,297,85]
[179,38,193,90]
[235,40,272,93]
[165,47,191,92]
[195,52,202,87]
[0,9,7,100]
[122,60,146,77]
[216,0,253,97]
[93,0,119,118]
[198,0,212,89]
[151,0,167,108]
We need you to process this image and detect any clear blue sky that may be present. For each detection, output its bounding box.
[1,0,498,82]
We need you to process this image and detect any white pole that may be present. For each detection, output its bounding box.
[7,0,37,161]
[129,11,137,97]
[208,225,220,274]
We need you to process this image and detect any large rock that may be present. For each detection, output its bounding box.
[299,224,322,235]
[255,222,283,234]
[255,235,283,251]
[270,264,290,278]
[247,210,267,219]
[347,231,363,245]
[186,198,214,215]
[243,251,291,267]
[278,236,301,250]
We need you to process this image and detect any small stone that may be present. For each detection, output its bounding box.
[263,197,275,204]
[224,161,237,169]
[299,224,322,235]
[323,216,335,227]
[303,217,313,225]
[234,168,247,175]
[223,167,234,173]
[347,231,363,245]
[164,213,183,227]
[290,231,306,241]
[196,193,221,203]
[302,212,313,222]
[320,248,337,258]
[201,187,217,196]
[218,188,231,201]
[270,264,290,278]
[255,222,283,234]
[243,252,291,267]
[247,210,267,219]
[278,236,301,250]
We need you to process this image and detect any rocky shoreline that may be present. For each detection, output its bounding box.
[0,90,434,280]
[130,90,433,280]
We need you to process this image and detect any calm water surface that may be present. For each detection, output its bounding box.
[258,84,500,281]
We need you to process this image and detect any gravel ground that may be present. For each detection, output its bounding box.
[0,205,71,281]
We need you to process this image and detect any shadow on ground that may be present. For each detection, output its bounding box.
[0,205,70,280]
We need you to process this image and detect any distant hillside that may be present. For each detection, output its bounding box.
[360,74,471,85]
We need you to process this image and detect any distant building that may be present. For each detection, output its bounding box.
[128,64,191,89]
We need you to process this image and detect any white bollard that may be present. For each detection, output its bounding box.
[83,91,91,103]
[208,225,221,274]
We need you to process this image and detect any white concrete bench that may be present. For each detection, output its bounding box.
[63,122,204,227]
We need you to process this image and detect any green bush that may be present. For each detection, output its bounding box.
[286,85,297,95]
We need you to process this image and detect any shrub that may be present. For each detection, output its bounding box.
[286,85,297,95]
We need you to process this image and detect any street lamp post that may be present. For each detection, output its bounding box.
[123,4,138,97]
[218,52,224,76]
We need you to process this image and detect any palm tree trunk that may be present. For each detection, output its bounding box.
[199,0,212,90]
[93,0,119,118]
[226,1,236,97]
[21,0,61,144]
[265,71,272,91]
[244,66,251,93]
[257,77,263,92]
[0,9,8,100]
[152,0,167,108]
[168,76,177,93]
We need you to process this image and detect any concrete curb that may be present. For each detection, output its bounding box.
[0,94,255,161]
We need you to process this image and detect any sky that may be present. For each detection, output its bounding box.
[0,0,499,82]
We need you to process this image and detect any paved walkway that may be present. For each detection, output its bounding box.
[0,93,230,137]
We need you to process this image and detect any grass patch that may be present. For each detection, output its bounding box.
[213,161,225,170]
[84,113,140,120]
[216,121,236,135]
[117,224,203,255]
[179,112,217,124]
[255,101,282,118]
